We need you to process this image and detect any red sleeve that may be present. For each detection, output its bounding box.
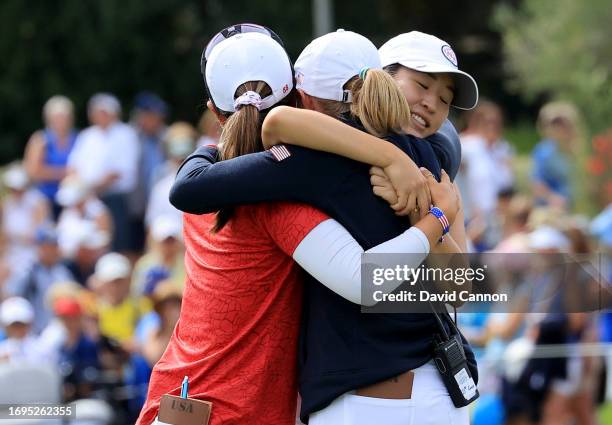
[256,202,329,256]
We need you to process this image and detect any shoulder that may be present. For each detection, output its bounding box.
[254,201,324,221]
[27,130,47,147]
[113,122,138,140]
[254,202,329,253]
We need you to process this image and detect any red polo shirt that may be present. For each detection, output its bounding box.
[138,202,328,425]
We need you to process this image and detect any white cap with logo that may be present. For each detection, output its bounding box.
[205,32,293,113]
[295,29,381,103]
[94,252,132,283]
[379,31,478,110]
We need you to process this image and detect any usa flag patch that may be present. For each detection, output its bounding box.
[269,145,291,162]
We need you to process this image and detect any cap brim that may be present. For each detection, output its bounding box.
[397,61,479,110]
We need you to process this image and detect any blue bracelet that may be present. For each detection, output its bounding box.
[429,206,450,241]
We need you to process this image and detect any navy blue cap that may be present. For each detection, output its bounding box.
[134,91,168,116]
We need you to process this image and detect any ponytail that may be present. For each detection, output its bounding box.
[308,69,411,138]
[213,80,271,232]
[348,69,411,137]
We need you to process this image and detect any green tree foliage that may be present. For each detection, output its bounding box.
[494,0,612,133]
[0,0,205,161]
[0,0,513,164]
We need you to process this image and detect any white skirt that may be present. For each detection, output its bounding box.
[308,362,470,425]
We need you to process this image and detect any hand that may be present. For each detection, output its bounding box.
[380,156,431,217]
[422,168,459,225]
[370,167,397,205]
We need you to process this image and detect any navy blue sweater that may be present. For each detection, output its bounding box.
[170,120,476,422]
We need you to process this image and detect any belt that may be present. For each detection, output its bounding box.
[355,370,414,399]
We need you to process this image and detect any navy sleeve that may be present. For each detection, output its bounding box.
[169,145,342,214]
[425,120,462,181]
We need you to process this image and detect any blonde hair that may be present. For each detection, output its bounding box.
[213,80,272,232]
[311,69,411,137]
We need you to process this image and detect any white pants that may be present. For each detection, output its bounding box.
[309,362,470,425]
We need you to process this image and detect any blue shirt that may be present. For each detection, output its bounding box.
[38,128,77,201]
[531,139,571,204]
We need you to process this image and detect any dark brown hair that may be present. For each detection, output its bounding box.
[213,81,272,232]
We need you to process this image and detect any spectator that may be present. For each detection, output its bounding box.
[492,195,533,253]
[53,296,100,402]
[459,101,515,251]
[129,92,169,253]
[459,101,514,219]
[61,220,110,286]
[145,122,196,227]
[56,175,112,256]
[1,163,50,283]
[142,281,181,367]
[132,215,184,296]
[133,267,170,349]
[4,225,74,333]
[531,101,580,210]
[90,253,140,348]
[23,95,77,220]
[0,297,53,364]
[196,109,221,147]
[67,93,139,254]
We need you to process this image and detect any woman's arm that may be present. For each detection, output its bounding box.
[170,145,340,214]
[262,106,431,216]
[293,213,451,306]
[23,131,67,182]
[292,169,460,306]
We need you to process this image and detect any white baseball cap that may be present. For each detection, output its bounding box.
[528,226,570,251]
[1,297,34,326]
[205,32,293,113]
[379,31,479,110]
[94,252,131,283]
[56,176,90,207]
[295,29,381,103]
[151,215,183,242]
[3,164,29,190]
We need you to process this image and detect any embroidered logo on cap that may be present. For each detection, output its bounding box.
[282,84,289,94]
[441,45,458,67]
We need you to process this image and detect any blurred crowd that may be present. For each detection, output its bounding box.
[0,92,220,423]
[0,92,610,425]
[456,100,612,425]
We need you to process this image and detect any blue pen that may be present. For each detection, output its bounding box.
[181,376,189,399]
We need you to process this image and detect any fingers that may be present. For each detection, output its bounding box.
[417,186,431,219]
[370,174,389,187]
[420,167,437,182]
[369,166,387,179]
[395,192,417,216]
[391,193,408,213]
[372,186,398,205]
[440,169,450,184]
